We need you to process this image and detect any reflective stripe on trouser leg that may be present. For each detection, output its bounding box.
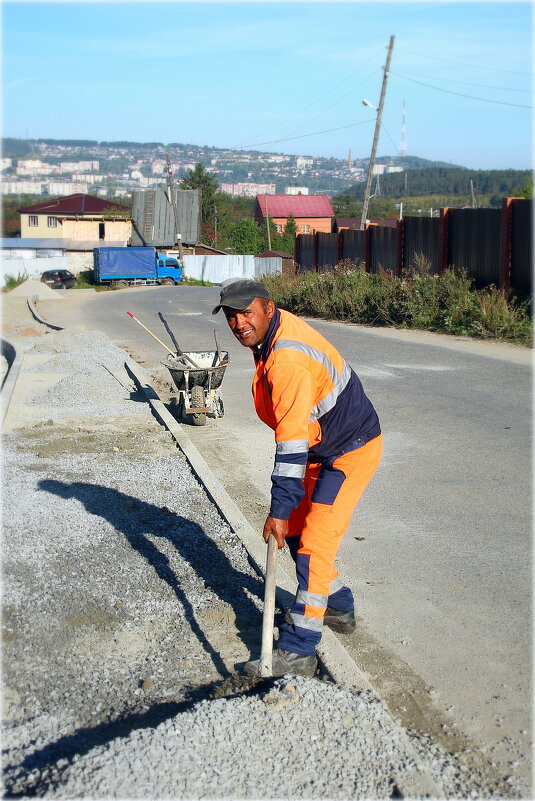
[278,435,383,655]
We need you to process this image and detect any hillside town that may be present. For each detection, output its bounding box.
[0,139,405,199]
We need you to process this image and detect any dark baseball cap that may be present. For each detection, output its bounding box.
[212,279,271,314]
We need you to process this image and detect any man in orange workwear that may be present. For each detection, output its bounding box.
[213,278,382,677]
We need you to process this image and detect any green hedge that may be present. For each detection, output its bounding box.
[263,262,532,347]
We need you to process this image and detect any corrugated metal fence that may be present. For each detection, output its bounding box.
[183,255,282,283]
[295,198,532,292]
[0,256,69,283]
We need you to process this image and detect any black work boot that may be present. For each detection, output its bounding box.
[323,607,356,634]
[244,648,318,678]
[284,607,356,634]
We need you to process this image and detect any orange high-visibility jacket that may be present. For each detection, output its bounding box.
[252,308,381,519]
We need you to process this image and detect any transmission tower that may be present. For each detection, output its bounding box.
[374,174,381,197]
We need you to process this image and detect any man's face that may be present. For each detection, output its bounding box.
[223,297,275,348]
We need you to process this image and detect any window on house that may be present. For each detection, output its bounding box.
[47,216,57,228]
[29,215,38,227]
[275,224,283,233]
[302,224,310,233]
[99,223,105,239]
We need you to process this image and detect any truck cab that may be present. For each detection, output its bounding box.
[156,252,183,284]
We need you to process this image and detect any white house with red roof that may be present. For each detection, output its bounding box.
[254,194,334,235]
[18,194,131,245]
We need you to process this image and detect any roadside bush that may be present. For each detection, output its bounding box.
[471,287,532,344]
[76,270,96,288]
[3,273,27,290]
[263,263,532,347]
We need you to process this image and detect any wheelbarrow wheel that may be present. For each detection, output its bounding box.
[191,385,207,426]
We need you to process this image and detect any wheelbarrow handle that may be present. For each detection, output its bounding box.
[214,329,223,366]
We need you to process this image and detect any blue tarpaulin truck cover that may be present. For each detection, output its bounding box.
[94,247,157,280]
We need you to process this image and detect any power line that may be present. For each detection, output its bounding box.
[396,46,531,76]
[379,122,401,156]
[232,46,386,150]
[281,67,382,139]
[236,118,374,151]
[390,70,532,108]
[393,66,532,94]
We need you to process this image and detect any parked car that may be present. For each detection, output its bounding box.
[40,269,77,289]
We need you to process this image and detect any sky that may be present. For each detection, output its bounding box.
[2,0,533,170]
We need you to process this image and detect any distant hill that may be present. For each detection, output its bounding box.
[344,167,532,199]
[1,138,530,202]
[375,155,465,170]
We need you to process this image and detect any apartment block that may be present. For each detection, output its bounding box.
[220,182,276,197]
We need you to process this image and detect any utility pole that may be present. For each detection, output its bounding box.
[214,205,218,248]
[166,154,184,260]
[360,35,395,231]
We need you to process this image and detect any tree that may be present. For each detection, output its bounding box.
[332,192,358,217]
[271,214,298,255]
[180,163,219,223]
[227,218,263,254]
[516,178,533,199]
[213,192,254,249]
[284,214,298,239]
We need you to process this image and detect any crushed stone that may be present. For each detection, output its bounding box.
[8,278,65,300]
[1,329,528,800]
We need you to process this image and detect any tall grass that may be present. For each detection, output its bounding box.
[3,273,27,290]
[263,261,532,347]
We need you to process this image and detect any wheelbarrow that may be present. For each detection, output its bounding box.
[163,348,229,426]
[126,310,229,427]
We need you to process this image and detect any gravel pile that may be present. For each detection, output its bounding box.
[2,330,526,799]
[8,278,65,300]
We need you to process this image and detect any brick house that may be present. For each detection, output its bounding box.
[254,194,334,235]
[18,194,132,245]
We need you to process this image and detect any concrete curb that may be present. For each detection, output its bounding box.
[1,337,24,428]
[27,294,64,331]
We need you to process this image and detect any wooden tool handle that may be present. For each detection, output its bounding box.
[126,311,176,356]
[259,534,278,677]
[157,312,200,368]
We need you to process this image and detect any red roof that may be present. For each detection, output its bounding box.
[19,194,129,215]
[256,194,333,218]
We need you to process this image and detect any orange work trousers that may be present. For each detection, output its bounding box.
[277,434,383,655]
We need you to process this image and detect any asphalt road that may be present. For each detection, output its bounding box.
[39,285,533,784]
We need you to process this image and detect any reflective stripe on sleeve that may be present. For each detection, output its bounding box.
[276,440,309,454]
[272,463,306,479]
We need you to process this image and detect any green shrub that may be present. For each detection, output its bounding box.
[3,272,27,290]
[264,264,532,346]
[75,270,96,288]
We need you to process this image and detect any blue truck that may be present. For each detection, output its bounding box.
[93,247,183,287]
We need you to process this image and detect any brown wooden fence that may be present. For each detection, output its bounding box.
[294,198,532,292]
